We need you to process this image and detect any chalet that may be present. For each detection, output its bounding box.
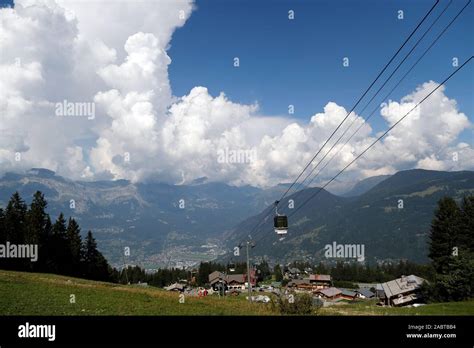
[287,279,312,291]
[357,283,384,298]
[339,288,358,300]
[309,274,332,289]
[209,271,225,283]
[226,274,246,290]
[208,270,257,291]
[357,288,375,299]
[381,275,425,306]
[315,287,342,300]
[209,271,226,291]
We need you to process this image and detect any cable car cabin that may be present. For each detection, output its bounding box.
[228,263,236,272]
[274,215,288,235]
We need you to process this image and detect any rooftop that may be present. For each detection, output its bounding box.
[381,275,425,298]
[226,274,246,284]
[339,288,357,297]
[309,274,331,282]
[317,287,342,298]
[358,288,375,298]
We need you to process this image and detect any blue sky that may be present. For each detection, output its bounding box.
[168,0,473,141]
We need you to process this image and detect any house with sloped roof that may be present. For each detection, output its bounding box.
[381,275,425,306]
[208,271,225,283]
[226,274,246,290]
[315,287,342,300]
[339,288,358,300]
[208,270,257,291]
[309,274,332,289]
[209,271,226,291]
[287,278,312,291]
[357,288,375,299]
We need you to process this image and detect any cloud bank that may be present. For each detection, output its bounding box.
[0,0,472,188]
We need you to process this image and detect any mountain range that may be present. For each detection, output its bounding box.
[224,169,474,264]
[1,168,472,268]
[0,169,289,268]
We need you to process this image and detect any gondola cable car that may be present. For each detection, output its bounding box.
[228,260,236,272]
[273,200,288,235]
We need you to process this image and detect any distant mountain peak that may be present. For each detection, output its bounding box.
[27,168,56,177]
[189,177,209,185]
[342,175,391,197]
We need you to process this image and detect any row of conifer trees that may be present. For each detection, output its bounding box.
[0,191,111,281]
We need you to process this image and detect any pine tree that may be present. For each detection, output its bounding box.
[4,192,27,244]
[425,196,474,302]
[274,264,283,282]
[41,215,53,272]
[66,218,82,276]
[26,192,47,244]
[197,262,210,286]
[428,197,460,274]
[50,213,68,274]
[0,208,5,243]
[26,191,50,271]
[459,196,474,252]
[82,231,110,281]
[257,260,271,281]
[3,192,28,270]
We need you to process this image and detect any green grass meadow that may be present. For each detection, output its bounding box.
[0,270,472,316]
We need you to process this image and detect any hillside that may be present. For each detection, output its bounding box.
[0,169,285,268]
[2,168,473,266]
[0,270,273,316]
[225,169,474,263]
[1,270,472,315]
[342,175,391,197]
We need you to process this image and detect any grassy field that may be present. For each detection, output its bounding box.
[0,270,472,316]
[0,270,274,315]
[318,299,474,316]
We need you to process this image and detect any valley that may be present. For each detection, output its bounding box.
[1,168,473,267]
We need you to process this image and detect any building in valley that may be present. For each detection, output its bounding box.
[381,275,425,306]
[309,274,332,289]
[315,287,342,300]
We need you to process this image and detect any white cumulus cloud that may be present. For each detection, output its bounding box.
[0,0,472,189]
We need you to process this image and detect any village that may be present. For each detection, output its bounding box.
[161,265,427,309]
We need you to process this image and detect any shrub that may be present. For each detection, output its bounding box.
[271,293,314,315]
